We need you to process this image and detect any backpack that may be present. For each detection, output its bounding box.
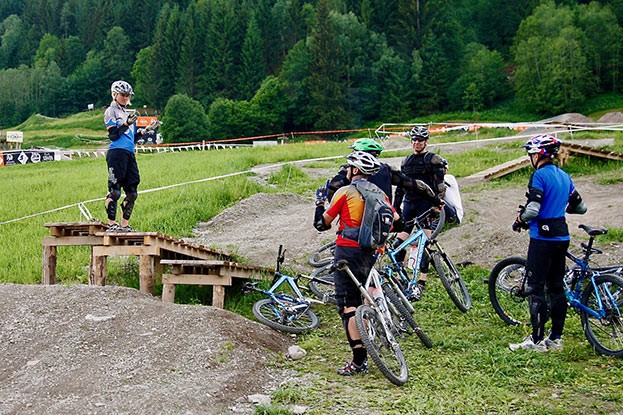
[340,180,395,251]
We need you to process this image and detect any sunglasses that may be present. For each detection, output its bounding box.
[411,137,427,142]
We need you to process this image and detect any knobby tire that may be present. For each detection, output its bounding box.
[431,250,471,312]
[308,263,336,304]
[252,298,319,334]
[488,257,531,326]
[355,304,408,386]
[382,282,433,348]
[308,241,336,268]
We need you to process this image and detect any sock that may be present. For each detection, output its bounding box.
[352,347,367,366]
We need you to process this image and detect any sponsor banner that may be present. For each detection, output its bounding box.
[1,150,56,167]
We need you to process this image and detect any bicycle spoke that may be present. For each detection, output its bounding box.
[581,275,623,357]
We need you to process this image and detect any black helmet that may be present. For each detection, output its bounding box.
[346,151,381,176]
[409,126,429,141]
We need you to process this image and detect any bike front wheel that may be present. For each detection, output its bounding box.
[308,240,336,268]
[431,250,471,312]
[252,298,319,334]
[488,257,530,326]
[580,273,623,357]
[355,304,408,386]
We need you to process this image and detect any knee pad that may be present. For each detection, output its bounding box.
[105,189,122,220]
[121,191,138,220]
[339,309,363,349]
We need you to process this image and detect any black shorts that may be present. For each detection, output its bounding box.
[106,149,140,192]
[333,245,376,310]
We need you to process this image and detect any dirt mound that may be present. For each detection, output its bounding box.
[0,284,293,415]
[598,111,623,123]
[538,112,595,124]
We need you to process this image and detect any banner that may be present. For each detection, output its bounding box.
[0,150,56,167]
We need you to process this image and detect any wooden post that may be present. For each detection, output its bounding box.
[162,283,176,303]
[91,254,107,286]
[42,244,57,285]
[212,285,226,308]
[139,255,155,294]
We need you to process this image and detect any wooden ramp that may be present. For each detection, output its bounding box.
[462,142,623,184]
[42,222,271,307]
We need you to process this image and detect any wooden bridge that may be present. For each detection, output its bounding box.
[42,222,271,307]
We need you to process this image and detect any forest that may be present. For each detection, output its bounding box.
[1,0,623,141]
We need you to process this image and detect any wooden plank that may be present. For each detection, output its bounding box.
[162,273,233,286]
[93,245,160,256]
[160,259,229,266]
[91,255,107,286]
[43,235,103,247]
[42,245,57,285]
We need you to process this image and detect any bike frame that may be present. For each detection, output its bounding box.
[384,227,429,300]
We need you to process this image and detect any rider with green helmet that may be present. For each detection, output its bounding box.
[325,138,441,206]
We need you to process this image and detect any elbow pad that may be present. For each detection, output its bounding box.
[108,125,128,141]
[520,201,540,222]
[314,205,331,231]
[566,190,587,214]
[526,187,544,204]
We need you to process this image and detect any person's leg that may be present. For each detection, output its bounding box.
[105,150,127,229]
[547,240,570,341]
[120,154,140,229]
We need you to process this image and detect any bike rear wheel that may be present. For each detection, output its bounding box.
[252,298,319,334]
[308,263,336,304]
[488,257,530,326]
[382,282,433,348]
[355,304,408,386]
[431,250,471,312]
[308,241,336,268]
[580,274,623,357]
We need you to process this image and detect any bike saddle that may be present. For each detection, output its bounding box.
[579,224,607,236]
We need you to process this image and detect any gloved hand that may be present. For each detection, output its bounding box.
[512,217,529,232]
[125,112,138,126]
[315,185,328,206]
[433,194,444,208]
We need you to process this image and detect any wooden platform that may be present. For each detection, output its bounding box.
[42,222,270,307]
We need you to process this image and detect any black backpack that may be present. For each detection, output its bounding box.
[340,180,395,251]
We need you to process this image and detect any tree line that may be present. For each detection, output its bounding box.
[1,0,622,142]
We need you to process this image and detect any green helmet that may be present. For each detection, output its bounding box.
[349,138,384,156]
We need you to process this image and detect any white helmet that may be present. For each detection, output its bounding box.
[346,151,381,176]
[111,80,133,96]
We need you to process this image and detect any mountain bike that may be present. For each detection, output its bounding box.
[382,208,472,312]
[488,224,623,357]
[335,259,421,386]
[243,245,327,334]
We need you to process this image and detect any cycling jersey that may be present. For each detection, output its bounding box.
[325,182,366,248]
[104,101,136,153]
[527,164,575,241]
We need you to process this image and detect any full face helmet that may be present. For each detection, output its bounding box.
[111,80,134,97]
[349,138,384,157]
[346,151,381,176]
[522,134,561,165]
[408,126,430,141]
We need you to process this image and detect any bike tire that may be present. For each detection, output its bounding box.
[428,207,446,240]
[580,273,623,357]
[355,304,408,386]
[382,282,433,348]
[308,241,336,268]
[488,257,530,326]
[431,250,471,312]
[252,298,319,334]
[308,263,337,305]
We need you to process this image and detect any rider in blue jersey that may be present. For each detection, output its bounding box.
[509,135,587,353]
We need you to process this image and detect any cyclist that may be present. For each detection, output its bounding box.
[509,135,587,352]
[314,151,400,376]
[326,138,442,206]
[104,80,158,232]
[393,126,447,301]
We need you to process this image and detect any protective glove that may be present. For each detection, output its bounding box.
[315,183,328,206]
[512,217,529,232]
[125,112,138,126]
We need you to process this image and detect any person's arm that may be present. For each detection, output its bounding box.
[327,167,349,202]
[392,167,442,207]
[430,155,447,199]
[107,125,129,141]
[567,189,587,214]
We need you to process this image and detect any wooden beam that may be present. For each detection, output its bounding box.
[43,235,103,247]
[162,283,176,303]
[42,245,57,285]
[162,273,233,286]
[92,245,160,256]
[139,255,156,294]
[213,286,226,309]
